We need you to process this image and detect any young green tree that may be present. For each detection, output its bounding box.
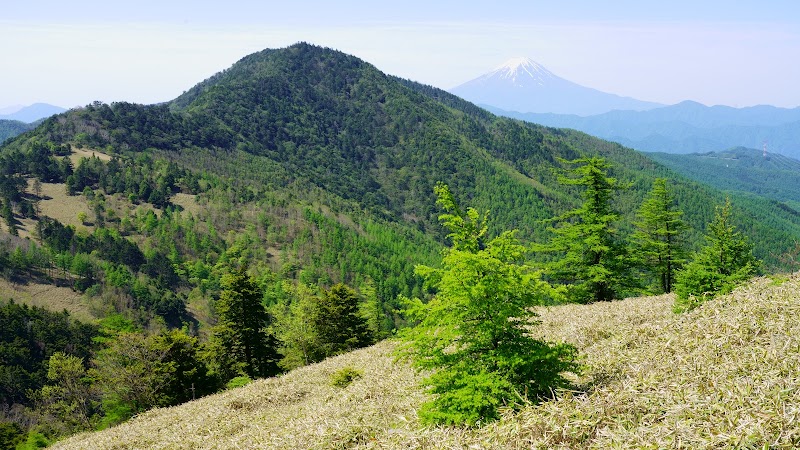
[632,178,687,293]
[401,183,579,426]
[90,332,175,418]
[270,282,322,370]
[673,198,762,312]
[541,157,628,302]
[205,266,280,380]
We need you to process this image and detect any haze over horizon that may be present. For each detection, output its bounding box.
[3,0,800,109]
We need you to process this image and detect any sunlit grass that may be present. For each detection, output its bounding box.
[52,276,800,449]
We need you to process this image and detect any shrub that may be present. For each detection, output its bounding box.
[225,376,252,390]
[674,198,761,312]
[330,367,363,388]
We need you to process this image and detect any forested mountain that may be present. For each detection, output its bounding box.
[3,42,800,445]
[4,42,800,316]
[0,119,34,143]
[647,147,800,206]
[487,101,800,157]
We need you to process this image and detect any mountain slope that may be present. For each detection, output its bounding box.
[450,57,662,116]
[51,276,800,448]
[491,101,800,157]
[5,42,800,445]
[647,147,800,205]
[0,119,34,143]
[3,43,800,324]
[5,44,800,296]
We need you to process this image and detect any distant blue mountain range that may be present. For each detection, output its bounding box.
[484,101,800,159]
[451,58,800,158]
[0,103,66,123]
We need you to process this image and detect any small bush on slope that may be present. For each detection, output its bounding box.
[674,198,761,312]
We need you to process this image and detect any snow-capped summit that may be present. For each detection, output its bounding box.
[490,57,555,86]
[450,58,662,116]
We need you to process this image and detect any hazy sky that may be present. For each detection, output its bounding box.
[3,1,800,109]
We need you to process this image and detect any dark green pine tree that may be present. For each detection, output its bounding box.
[1,200,17,236]
[674,198,762,312]
[541,157,629,303]
[207,266,280,380]
[632,178,688,293]
[313,283,373,358]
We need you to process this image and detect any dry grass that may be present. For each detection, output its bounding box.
[52,341,427,449]
[0,278,96,323]
[28,181,93,231]
[51,276,800,449]
[171,193,202,216]
[70,147,112,165]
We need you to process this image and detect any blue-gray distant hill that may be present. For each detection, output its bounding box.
[487,101,800,158]
[0,103,66,123]
[450,58,662,116]
[0,103,65,142]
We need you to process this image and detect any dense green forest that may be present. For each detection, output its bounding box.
[0,120,34,144]
[2,42,800,445]
[647,147,800,207]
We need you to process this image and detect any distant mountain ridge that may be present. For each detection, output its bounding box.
[487,101,800,158]
[0,120,35,143]
[450,57,663,116]
[647,147,800,205]
[0,103,66,123]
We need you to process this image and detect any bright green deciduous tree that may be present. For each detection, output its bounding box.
[270,282,322,370]
[541,157,629,302]
[402,183,579,426]
[632,178,688,293]
[90,329,213,425]
[673,198,762,312]
[206,266,280,380]
[33,352,97,436]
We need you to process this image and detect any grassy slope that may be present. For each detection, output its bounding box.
[53,276,800,449]
[0,278,96,323]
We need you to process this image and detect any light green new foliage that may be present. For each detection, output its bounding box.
[674,198,761,312]
[401,183,579,426]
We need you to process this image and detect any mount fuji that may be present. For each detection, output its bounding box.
[450,57,662,116]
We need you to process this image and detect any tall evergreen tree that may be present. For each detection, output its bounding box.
[632,178,687,293]
[402,184,578,426]
[541,157,628,302]
[674,198,762,312]
[313,283,373,358]
[206,266,280,380]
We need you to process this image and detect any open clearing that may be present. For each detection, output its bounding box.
[70,147,112,165]
[51,276,800,449]
[0,278,96,323]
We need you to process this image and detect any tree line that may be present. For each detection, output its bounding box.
[401,157,761,426]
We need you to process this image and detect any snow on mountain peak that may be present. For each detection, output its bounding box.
[490,57,554,87]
